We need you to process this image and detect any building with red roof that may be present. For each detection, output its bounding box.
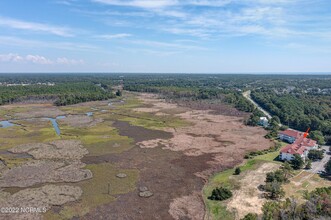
[279,129,318,161]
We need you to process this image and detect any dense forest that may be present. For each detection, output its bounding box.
[251,89,331,144]
[0,74,117,106]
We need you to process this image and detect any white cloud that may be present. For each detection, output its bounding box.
[56,57,84,65]
[92,0,233,9]
[0,16,73,37]
[26,55,53,64]
[92,0,178,9]
[95,33,132,39]
[0,53,24,62]
[91,0,329,41]
[0,53,84,65]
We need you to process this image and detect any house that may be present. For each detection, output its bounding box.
[258,117,269,127]
[279,129,318,161]
[280,143,308,161]
[278,129,303,143]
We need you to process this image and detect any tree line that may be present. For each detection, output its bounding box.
[0,82,115,106]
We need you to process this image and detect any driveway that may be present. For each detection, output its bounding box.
[308,146,331,174]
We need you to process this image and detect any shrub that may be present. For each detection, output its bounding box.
[291,154,304,170]
[115,89,122,96]
[234,167,241,175]
[325,159,331,176]
[266,170,287,183]
[308,149,324,161]
[305,160,312,169]
[265,180,285,199]
[208,187,233,201]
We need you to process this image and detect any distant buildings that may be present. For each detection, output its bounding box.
[279,129,318,161]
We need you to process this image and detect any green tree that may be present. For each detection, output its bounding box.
[266,170,287,183]
[116,89,122,96]
[280,162,294,180]
[305,160,312,169]
[234,167,241,175]
[246,114,259,126]
[208,187,233,201]
[291,154,304,170]
[325,159,331,176]
[308,149,324,161]
[262,201,279,220]
[265,180,285,199]
[308,130,326,145]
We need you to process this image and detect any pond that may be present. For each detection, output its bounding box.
[0,121,16,128]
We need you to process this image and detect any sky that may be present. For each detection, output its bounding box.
[0,0,330,73]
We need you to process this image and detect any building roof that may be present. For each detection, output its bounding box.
[279,129,303,138]
[280,143,307,155]
[297,137,317,147]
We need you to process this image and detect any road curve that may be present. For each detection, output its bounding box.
[242,90,272,120]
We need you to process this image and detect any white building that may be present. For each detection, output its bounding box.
[258,117,269,127]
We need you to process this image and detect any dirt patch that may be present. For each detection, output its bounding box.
[113,120,173,143]
[227,162,280,219]
[0,184,82,220]
[58,115,103,128]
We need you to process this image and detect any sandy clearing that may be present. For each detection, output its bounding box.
[227,163,280,219]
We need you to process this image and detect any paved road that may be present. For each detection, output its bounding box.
[309,146,331,174]
[242,90,273,120]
